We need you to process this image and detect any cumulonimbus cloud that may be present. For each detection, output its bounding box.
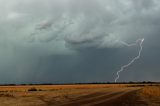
[1,0,158,50]
[0,0,160,83]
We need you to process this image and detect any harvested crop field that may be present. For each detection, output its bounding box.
[0,84,159,106]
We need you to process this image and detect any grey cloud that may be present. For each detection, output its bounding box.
[0,0,160,83]
[131,0,155,10]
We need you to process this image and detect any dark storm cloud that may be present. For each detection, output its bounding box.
[0,0,160,83]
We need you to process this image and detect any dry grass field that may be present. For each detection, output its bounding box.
[138,86,160,106]
[0,84,159,106]
[141,86,160,98]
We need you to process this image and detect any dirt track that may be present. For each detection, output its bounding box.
[58,88,142,106]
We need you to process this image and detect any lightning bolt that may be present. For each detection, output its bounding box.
[114,38,144,83]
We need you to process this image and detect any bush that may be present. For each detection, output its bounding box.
[28,87,37,91]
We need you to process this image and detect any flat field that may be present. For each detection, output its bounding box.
[0,84,159,106]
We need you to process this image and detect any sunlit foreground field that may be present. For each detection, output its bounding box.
[0,84,159,106]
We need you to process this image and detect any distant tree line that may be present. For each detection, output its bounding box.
[0,81,159,86]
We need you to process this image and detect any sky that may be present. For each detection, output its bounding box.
[0,0,160,84]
